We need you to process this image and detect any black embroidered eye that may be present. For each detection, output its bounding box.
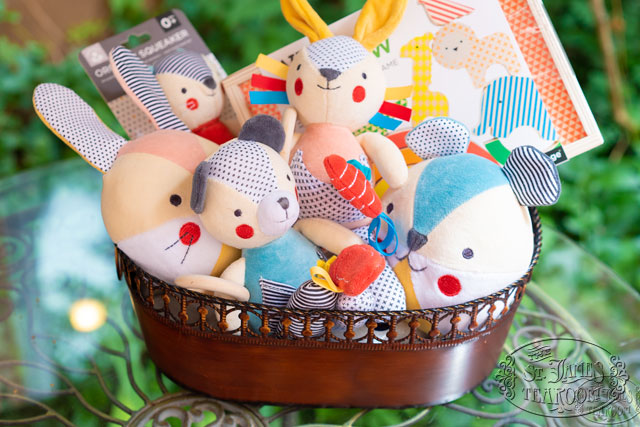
[362,72,367,79]
[462,248,474,259]
[386,203,394,214]
[181,88,187,94]
[296,64,301,71]
[234,209,242,217]
[286,174,291,181]
[170,194,182,206]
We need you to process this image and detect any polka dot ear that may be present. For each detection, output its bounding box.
[33,83,128,174]
[109,46,189,132]
[405,117,470,159]
[503,145,561,206]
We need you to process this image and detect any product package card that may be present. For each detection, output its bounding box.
[223,0,602,165]
[80,9,239,139]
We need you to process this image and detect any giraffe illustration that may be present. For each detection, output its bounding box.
[400,33,449,127]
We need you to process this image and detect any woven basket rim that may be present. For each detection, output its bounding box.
[117,207,541,318]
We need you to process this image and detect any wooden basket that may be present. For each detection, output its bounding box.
[117,208,542,408]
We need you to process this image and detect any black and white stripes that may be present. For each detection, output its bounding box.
[154,50,214,84]
[286,281,338,337]
[502,145,561,206]
[109,46,189,131]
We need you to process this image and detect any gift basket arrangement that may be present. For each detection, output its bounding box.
[31,0,594,409]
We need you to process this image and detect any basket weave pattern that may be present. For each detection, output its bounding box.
[117,208,541,349]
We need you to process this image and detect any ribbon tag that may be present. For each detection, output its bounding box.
[368,212,398,256]
[310,256,343,293]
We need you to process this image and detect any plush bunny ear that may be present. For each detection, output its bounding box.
[503,146,561,206]
[280,0,333,43]
[405,117,470,159]
[353,0,408,51]
[109,46,189,132]
[33,83,127,174]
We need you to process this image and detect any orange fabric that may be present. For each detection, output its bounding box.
[330,244,385,296]
[293,123,366,183]
[117,130,206,174]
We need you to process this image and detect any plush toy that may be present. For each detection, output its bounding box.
[33,83,242,296]
[179,115,406,331]
[381,117,561,331]
[253,0,411,241]
[109,46,235,144]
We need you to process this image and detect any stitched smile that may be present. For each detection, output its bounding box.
[316,84,341,91]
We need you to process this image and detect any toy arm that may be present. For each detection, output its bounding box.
[294,218,363,254]
[280,107,300,161]
[175,258,249,301]
[220,257,246,285]
[357,132,408,189]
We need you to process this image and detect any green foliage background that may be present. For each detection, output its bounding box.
[1,0,638,290]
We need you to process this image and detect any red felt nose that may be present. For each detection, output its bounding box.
[180,222,201,245]
[437,275,461,296]
[186,98,199,110]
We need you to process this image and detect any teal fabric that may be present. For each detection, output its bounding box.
[243,229,320,304]
[413,154,509,236]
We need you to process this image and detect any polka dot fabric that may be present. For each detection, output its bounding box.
[33,83,127,173]
[200,139,277,204]
[336,264,405,312]
[306,36,368,73]
[405,117,470,159]
[291,150,368,224]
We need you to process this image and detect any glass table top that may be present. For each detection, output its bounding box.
[1,159,639,426]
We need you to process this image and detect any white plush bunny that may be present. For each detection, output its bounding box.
[33,83,243,299]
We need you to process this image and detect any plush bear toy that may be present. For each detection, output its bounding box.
[33,83,241,294]
[381,118,561,332]
[268,0,410,241]
[179,115,406,331]
[110,46,235,144]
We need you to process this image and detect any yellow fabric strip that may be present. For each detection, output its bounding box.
[385,85,413,100]
[310,256,343,293]
[256,54,289,80]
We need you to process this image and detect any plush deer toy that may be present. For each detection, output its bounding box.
[265,0,410,242]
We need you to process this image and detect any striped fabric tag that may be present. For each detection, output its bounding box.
[503,145,561,206]
[260,279,296,307]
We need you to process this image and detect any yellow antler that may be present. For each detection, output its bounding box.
[353,0,408,51]
[281,0,333,43]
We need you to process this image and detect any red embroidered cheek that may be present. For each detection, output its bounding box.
[352,86,366,103]
[179,222,201,245]
[437,275,461,297]
[186,98,199,110]
[235,224,254,239]
[294,78,303,96]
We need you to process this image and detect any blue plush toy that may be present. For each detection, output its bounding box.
[382,117,561,330]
